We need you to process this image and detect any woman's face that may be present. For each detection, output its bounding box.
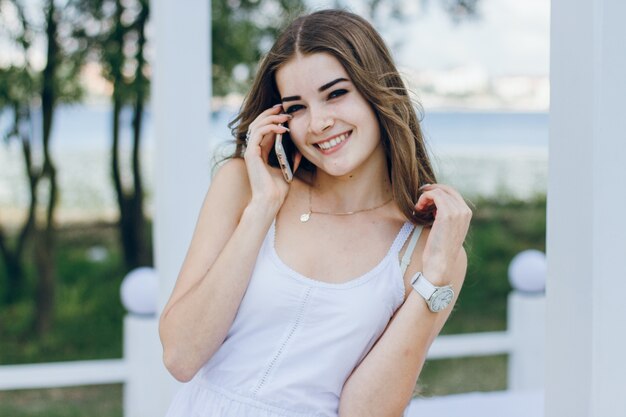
[275,52,385,179]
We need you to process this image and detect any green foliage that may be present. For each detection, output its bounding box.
[0,0,91,105]
[210,0,481,96]
[441,194,547,334]
[0,223,128,364]
[0,66,38,110]
[418,195,545,396]
[0,384,122,417]
[75,0,150,104]
[211,0,307,96]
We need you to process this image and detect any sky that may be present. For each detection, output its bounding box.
[2,0,550,78]
[313,0,550,77]
[0,0,550,109]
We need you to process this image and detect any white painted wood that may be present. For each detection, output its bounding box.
[124,315,166,417]
[589,1,626,415]
[406,390,544,417]
[547,0,626,416]
[546,0,594,413]
[151,0,212,314]
[427,332,512,359]
[508,293,545,390]
[0,360,126,390]
[151,0,212,413]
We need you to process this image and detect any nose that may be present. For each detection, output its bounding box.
[308,107,334,135]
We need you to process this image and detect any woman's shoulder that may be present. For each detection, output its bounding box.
[211,157,252,199]
[213,156,247,180]
[200,158,253,219]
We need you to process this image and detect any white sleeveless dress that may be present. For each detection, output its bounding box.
[165,221,421,417]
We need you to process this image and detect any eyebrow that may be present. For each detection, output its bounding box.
[281,77,349,103]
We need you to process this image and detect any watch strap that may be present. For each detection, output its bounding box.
[411,272,436,300]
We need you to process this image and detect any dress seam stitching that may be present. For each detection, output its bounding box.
[252,286,313,396]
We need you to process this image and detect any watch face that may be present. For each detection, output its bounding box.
[429,287,454,312]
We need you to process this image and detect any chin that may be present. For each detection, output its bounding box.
[319,164,357,178]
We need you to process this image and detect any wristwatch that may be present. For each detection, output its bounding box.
[411,272,454,313]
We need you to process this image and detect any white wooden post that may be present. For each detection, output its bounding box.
[507,250,546,391]
[123,315,161,417]
[151,0,211,414]
[120,267,160,417]
[507,292,545,391]
[547,0,626,416]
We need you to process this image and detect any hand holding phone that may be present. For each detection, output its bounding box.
[274,125,294,183]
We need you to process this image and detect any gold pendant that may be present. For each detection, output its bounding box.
[300,212,311,223]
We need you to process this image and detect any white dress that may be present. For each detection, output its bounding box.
[165,221,421,417]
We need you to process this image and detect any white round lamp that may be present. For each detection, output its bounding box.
[508,249,546,294]
[120,267,158,315]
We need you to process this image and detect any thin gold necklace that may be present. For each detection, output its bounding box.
[300,186,393,223]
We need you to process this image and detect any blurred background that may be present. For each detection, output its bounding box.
[0,0,548,415]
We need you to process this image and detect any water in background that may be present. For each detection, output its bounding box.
[0,105,547,223]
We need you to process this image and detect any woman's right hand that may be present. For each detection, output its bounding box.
[243,104,301,212]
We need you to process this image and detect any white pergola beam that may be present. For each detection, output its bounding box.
[547,1,626,416]
[152,0,212,413]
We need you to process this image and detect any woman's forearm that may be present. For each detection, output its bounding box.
[339,249,467,417]
[338,293,442,417]
[159,202,277,382]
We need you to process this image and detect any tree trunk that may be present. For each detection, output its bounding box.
[129,0,151,268]
[113,97,150,270]
[34,228,54,334]
[33,0,59,335]
[0,230,25,304]
[0,124,38,304]
[110,95,137,269]
[110,0,151,271]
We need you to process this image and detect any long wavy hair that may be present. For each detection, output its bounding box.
[228,9,437,225]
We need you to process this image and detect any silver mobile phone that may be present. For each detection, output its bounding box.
[274,129,293,183]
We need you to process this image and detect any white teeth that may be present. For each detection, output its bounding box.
[318,133,348,151]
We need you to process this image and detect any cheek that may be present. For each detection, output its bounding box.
[287,118,308,144]
[363,109,381,136]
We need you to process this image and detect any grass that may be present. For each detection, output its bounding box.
[0,222,127,365]
[418,355,508,396]
[0,195,546,414]
[0,385,122,417]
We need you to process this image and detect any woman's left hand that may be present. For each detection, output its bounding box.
[414,184,472,284]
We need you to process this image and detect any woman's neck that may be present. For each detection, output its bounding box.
[310,158,393,214]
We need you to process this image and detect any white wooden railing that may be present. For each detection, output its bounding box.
[0,251,546,416]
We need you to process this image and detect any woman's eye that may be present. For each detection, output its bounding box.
[285,104,304,114]
[284,91,346,114]
[328,89,348,100]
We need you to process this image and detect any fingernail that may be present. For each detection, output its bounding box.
[273,103,283,108]
[419,183,431,190]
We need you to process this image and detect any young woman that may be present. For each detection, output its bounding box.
[160,9,471,417]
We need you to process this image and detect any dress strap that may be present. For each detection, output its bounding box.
[400,225,424,275]
[389,222,415,256]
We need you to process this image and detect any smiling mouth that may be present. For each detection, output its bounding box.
[316,131,352,151]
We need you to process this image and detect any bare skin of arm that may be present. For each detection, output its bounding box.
[339,184,472,417]
[159,159,276,382]
[159,106,295,382]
